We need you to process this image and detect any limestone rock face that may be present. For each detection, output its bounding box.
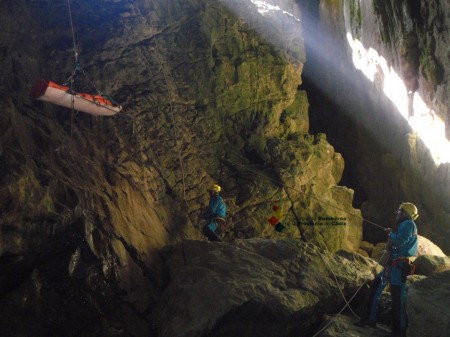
[155,238,375,337]
[407,270,450,337]
[307,0,450,253]
[0,0,362,335]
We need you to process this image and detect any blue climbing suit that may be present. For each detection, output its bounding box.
[366,219,417,331]
[368,262,389,322]
[202,194,226,241]
[388,218,418,334]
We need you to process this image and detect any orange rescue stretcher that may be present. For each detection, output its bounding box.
[30,79,122,116]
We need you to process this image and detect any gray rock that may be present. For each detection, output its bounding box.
[414,255,450,276]
[407,270,450,337]
[417,235,447,257]
[317,313,391,337]
[155,238,376,337]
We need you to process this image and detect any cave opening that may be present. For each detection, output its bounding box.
[297,0,368,209]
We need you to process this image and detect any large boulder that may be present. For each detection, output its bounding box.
[363,235,445,262]
[414,255,450,276]
[416,235,447,257]
[407,270,450,337]
[154,238,375,337]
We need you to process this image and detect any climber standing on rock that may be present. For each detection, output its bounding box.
[355,202,418,337]
[201,184,227,242]
[385,202,418,337]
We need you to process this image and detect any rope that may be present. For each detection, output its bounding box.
[67,0,78,63]
[223,156,386,230]
[310,249,388,337]
[69,75,76,136]
[66,0,125,116]
[320,252,360,320]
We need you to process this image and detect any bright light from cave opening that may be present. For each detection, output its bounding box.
[250,0,300,21]
[221,1,450,164]
[347,33,450,165]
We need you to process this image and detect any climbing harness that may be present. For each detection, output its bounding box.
[391,257,416,276]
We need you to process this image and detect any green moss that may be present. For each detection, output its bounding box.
[349,0,362,37]
[419,37,444,88]
[372,0,392,44]
[282,91,308,119]
[420,55,443,88]
[372,0,382,16]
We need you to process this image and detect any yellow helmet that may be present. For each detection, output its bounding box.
[211,184,221,193]
[400,202,419,220]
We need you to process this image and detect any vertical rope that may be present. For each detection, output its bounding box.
[67,0,79,62]
[70,77,75,136]
[67,0,77,137]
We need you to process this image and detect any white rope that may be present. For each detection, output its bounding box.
[321,253,360,319]
[224,157,386,230]
[67,0,78,62]
[310,249,388,337]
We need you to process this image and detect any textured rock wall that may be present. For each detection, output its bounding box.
[407,270,450,337]
[155,239,375,337]
[0,0,361,335]
[306,0,450,251]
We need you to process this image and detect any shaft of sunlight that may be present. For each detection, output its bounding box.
[250,0,300,21]
[219,0,304,63]
[347,32,450,165]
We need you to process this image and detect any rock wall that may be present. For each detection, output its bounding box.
[0,0,361,335]
[407,270,450,337]
[155,239,375,337]
[304,0,450,252]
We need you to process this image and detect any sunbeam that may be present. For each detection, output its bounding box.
[347,32,450,165]
[219,0,304,63]
[250,0,301,21]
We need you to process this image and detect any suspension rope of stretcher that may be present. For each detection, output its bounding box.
[67,0,78,63]
[65,0,125,121]
[67,0,77,135]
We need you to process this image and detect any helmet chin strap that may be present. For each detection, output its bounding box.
[395,209,411,225]
[396,216,408,225]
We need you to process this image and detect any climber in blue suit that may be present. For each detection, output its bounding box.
[202,184,227,242]
[386,202,418,336]
[355,202,418,337]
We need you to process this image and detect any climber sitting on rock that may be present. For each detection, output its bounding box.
[201,184,227,242]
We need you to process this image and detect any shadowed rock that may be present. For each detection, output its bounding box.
[155,238,376,337]
[407,270,450,337]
